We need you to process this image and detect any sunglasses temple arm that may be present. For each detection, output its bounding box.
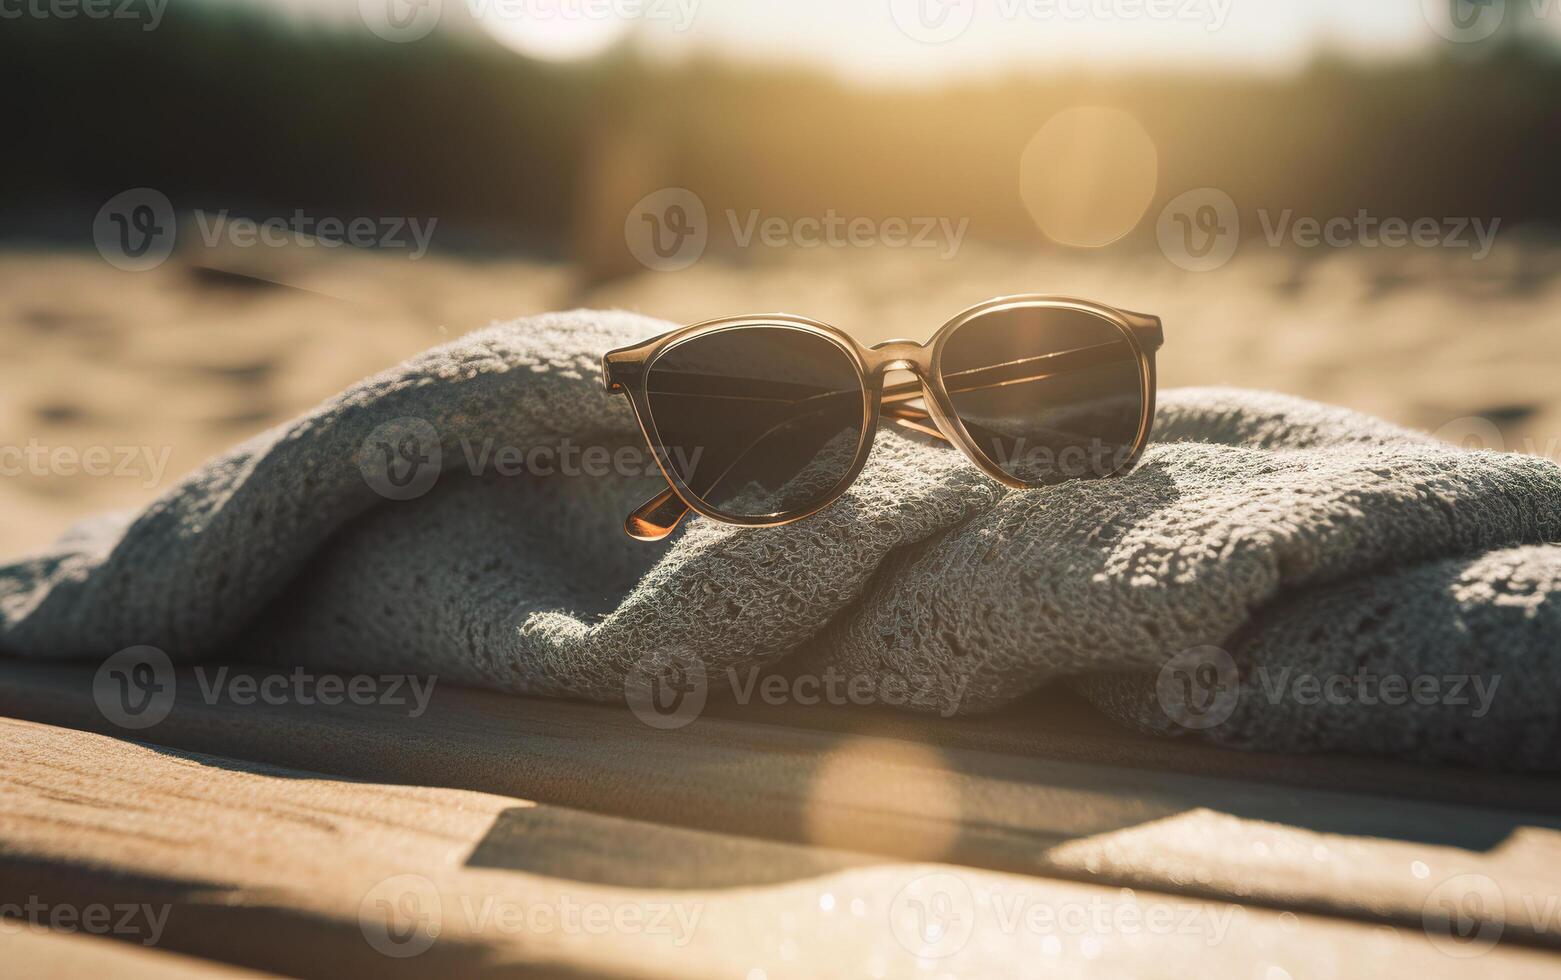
[880,388,949,436]
[625,486,692,542]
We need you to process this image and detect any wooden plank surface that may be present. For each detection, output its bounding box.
[2,660,1559,955]
[5,928,276,978]
[5,717,1556,979]
[701,687,1561,813]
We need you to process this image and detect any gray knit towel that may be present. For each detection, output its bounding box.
[3,311,1559,769]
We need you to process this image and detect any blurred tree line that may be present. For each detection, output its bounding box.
[3,2,1558,265]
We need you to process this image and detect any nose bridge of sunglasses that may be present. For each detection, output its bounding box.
[867,339,932,376]
[864,340,956,444]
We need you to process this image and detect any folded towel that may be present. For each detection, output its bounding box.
[4,311,1558,769]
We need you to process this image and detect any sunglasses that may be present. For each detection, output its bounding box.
[602,295,1163,541]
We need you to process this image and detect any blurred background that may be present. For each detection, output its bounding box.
[3,0,1559,556]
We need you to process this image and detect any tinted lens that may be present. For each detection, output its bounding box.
[939,306,1144,485]
[645,325,867,518]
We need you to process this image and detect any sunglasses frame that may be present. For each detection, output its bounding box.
[602,294,1162,537]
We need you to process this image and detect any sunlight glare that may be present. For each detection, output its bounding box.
[1019,106,1158,248]
[476,3,631,61]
